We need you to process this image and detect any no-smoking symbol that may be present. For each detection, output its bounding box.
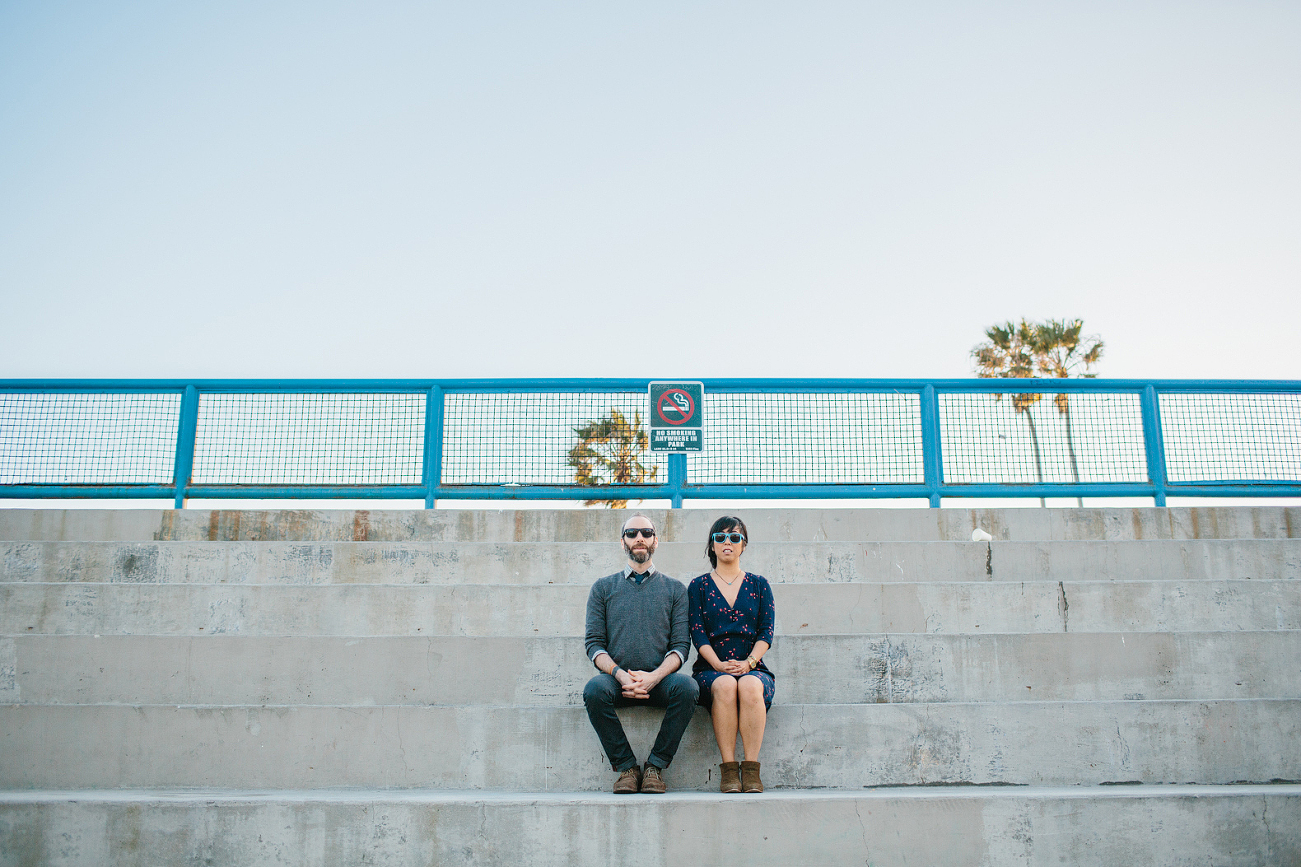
[656,389,696,426]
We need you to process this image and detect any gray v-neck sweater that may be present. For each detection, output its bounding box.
[585,569,691,672]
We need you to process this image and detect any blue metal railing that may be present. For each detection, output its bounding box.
[2,378,1299,508]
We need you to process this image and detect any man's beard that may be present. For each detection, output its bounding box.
[625,541,655,564]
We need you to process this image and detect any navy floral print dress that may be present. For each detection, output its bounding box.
[688,572,776,709]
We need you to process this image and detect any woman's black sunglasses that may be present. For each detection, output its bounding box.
[711,532,746,544]
[622,528,656,539]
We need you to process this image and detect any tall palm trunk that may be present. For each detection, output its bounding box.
[1024,409,1046,508]
[1061,397,1083,507]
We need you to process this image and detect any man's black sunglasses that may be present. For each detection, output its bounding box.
[711,532,746,544]
[623,528,656,539]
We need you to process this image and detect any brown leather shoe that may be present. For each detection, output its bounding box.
[719,762,741,793]
[741,761,764,793]
[640,762,666,794]
[613,766,642,794]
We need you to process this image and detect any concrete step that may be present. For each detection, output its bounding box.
[4,579,1297,637]
[2,785,1297,867]
[6,633,1298,707]
[4,506,1300,543]
[3,505,1292,864]
[5,539,1299,586]
[3,700,1297,790]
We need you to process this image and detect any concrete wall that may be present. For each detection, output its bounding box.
[1,507,1298,864]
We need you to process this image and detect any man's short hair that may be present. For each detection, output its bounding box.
[621,512,655,533]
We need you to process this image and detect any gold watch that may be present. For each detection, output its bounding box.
[746,656,758,670]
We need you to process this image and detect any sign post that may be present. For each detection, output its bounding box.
[648,381,704,453]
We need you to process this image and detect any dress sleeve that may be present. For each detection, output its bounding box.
[688,576,710,650]
[755,576,775,645]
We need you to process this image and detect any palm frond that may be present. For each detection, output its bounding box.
[568,409,657,509]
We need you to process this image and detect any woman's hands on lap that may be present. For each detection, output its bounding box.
[717,658,750,676]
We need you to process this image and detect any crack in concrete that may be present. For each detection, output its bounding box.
[798,704,810,788]
[847,585,864,632]
[475,803,488,861]
[1114,721,1131,770]
[394,707,412,778]
[985,543,993,580]
[1261,796,1271,863]
[884,637,894,703]
[853,800,870,864]
[1057,582,1069,633]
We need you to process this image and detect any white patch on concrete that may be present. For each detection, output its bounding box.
[0,637,16,698]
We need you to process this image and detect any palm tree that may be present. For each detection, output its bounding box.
[567,409,658,508]
[972,320,1047,506]
[1030,319,1104,507]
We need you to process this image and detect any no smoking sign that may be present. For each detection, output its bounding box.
[648,381,703,452]
[656,389,695,425]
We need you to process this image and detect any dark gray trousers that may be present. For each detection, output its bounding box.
[582,671,698,772]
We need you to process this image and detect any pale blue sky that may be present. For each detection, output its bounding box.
[3,1,1299,381]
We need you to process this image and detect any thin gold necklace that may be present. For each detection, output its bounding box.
[712,569,743,586]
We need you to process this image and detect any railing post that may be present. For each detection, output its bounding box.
[920,385,943,508]
[1141,385,1168,507]
[424,385,444,509]
[667,453,686,509]
[172,385,200,509]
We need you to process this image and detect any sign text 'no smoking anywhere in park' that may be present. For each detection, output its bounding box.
[648,381,703,452]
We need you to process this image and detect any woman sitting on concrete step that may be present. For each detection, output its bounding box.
[687,515,776,794]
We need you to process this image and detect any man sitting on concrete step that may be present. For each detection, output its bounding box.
[583,513,698,794]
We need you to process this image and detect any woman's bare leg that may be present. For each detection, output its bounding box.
[709,676,740,762]
[737,675,767,762]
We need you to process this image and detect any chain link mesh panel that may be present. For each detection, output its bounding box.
[0,392,181,484]
[441,392,668,485]
[191,394,425,485]
[687,392,922,484]
[1161,393,1301,483]
[9,384,1301,496]
[940,391,1147,485]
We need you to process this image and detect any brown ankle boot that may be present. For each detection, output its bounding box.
[740,761,764,793]
[719,762,741,793]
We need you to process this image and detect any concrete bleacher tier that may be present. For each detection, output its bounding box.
[1,507,1298,865]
